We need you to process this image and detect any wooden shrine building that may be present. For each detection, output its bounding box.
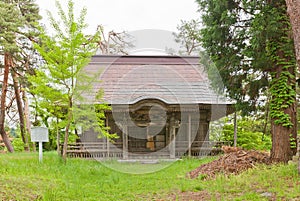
[70,55,233,159]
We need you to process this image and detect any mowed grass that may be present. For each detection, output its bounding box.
[0,152,299,201]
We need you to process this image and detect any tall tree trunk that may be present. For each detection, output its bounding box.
[62,99,73,162]
[23,91,35,151]
[0,53,14,152]
[262,92,271,140]
[286,0,300,71]
[285,0,300,175]
[270,64,296,163]
[56,118,60,155]
[268,1,298,163]
[11,69,29,151]
[62,123,70,163]
[290,101,298,156]
[271,121,293,163]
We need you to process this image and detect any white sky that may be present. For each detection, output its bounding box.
[35,0,200,54]
[36,0,199,33]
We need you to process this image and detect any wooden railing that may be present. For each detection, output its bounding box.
[62,141,123,158]
[62,140,230,159]
[175,141,230,157]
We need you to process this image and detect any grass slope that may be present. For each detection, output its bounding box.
[0,152,299,200]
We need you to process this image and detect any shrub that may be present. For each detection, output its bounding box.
[11,138,25,152]
[221,118,272,151]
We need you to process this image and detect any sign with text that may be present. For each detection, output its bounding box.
[31,127,49,142]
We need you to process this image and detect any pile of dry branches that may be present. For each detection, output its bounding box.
[188,146,271,179]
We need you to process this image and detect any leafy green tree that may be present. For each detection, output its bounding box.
[172,19,202,55]
[197,0,297,162]
[29,0,111,162]
[0,0,41,152]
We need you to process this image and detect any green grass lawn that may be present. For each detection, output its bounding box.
[0,152,299,201]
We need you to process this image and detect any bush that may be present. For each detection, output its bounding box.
[11,138,25,152]
[221,118,272,151]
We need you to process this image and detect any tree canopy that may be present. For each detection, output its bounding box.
[28,0,112,161]
[0,0,41,152]
[197,0,297,162]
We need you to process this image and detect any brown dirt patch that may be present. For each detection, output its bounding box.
[187,146,271,179]
[157,190,211,201]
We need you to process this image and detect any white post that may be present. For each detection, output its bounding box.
[233,112,237,147]
[39,141,43,162]
[31,127,49,163]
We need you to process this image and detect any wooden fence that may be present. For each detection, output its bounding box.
[62,140,230,159]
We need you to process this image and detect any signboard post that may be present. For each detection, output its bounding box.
[31,127,49,162]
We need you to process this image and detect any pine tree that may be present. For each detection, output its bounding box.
[197,0,297,162]
[0,0,40,152]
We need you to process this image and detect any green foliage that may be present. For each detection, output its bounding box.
[197,0,266,114]
[28,0,113,146]
[269,71,295,127]
[218,117,272,150]
[210,113,272,150]
[197,0,296,123]
[261,4,297,128]
[0,1,22,53]
[95,104,118,139]
[223,124,272,151]
[197,0,297,161]
[0,0,40,53]
[172,19,202,55]
[0,0,41,151]
[11,138,25,152]
[289,134,297,149]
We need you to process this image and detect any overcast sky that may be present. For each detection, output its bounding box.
[35,0,200,54]
[36,0,199,33]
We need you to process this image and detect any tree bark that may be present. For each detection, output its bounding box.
[23,91,35,151]
[11,69,29,151]
[62,99,73,163]
[270,63,296,163]
[286,0,300,71]
[56,118,60,155]
[271,121,293,163]
[285,0,300,175]
[270,97,296,163]
[0,53,14,152]
[62,121,70,163]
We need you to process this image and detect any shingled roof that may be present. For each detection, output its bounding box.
[84,55,230,106]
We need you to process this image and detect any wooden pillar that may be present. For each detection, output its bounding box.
[106,117,110,157]
[188,114,192,157]
[106,136,110,158]
[169,114,176,159]
[170,127,176,159]
[122,124,128,159]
